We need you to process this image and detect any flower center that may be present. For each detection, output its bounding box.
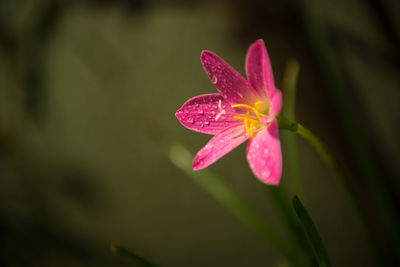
[231,101,268,137]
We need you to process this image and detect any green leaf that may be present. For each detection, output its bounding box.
[292,196,331,267]
[111,244,156,266]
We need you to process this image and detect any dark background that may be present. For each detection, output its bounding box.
[0,0,399,266]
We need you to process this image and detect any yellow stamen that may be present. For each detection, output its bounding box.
[231,101,267,137]
[249,122,254,137]
[234,116,257,123]
[231,103,261,120]
[244,112,250,135]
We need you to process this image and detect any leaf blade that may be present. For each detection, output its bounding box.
[292,196,331,267]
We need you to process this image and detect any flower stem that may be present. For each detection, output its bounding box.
[276,114,380,264]
[282,59,303,198]
[277,115,354,198]
[294,0,400,263]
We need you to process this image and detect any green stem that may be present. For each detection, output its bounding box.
[276,114,376,262]
[282,59,303,198]
[277,114,356,203]
[295,0,399,264]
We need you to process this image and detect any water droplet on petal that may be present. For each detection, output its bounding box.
[262,170,271,177]
[198,109,204,115]
[264,148,269,155]
[211,75,218,84]
[199,122,204,128]
[204,121,210,125]
[237,92,243,98]
[187,117,194,124]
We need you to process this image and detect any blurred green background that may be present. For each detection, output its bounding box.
[0,0,399,266]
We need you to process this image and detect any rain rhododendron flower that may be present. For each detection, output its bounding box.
[175,40,282,185]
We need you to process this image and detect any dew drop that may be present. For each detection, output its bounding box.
[198,109,204,115]
[187,117,194,124]
[204,121,210,125]
[264,148,269,155]
[199,122,204,128]
[262,170,271,177]
[211,75,218,84]
[237,92,243,98]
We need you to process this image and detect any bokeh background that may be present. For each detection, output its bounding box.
[0,0,399,266]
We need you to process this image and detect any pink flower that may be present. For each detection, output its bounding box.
[175,40,282,185]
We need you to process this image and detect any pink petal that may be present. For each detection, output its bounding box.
[246,120,282,185]
[175,94,237,135]
[245,39,277,100]
[262,90,283,125]
[201,50,258,104]
[193,124,248,170]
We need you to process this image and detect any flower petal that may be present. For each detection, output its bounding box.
[269,90,282,117]
[201,50,258,104]
[175,94,237,135]
[193,124,248,170]
[262,90,283,125]
[246,120,282,185]
[245,39,276,100]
